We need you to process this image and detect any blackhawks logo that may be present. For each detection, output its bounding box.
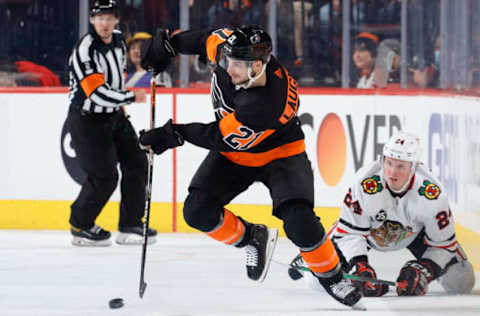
[370,220,415,247]
[418,180,441,200]
[362,175,383,194]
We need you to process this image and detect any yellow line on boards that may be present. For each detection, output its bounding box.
[0,200,479,271]
[0,200,173,232]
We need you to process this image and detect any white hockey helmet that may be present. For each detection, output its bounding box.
[382,132,422,193]
[383,131,422,164]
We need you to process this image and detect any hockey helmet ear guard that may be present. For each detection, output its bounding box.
[140,30,176,73]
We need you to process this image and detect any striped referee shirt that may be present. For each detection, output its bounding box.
[68,29,135,113]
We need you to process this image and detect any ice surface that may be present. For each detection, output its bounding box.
[0,231,479,316]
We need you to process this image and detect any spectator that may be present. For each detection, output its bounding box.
[409,35,439,88]
[352,33,402,89]
[351,32,379,88]
[126,32,172,87]
[374,38,401,87]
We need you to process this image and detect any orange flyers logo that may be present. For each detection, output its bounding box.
[418,180,441,200]
[361,175,383,194]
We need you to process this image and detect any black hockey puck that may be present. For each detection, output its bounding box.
[109,298,124,309]
[288,267,304,281]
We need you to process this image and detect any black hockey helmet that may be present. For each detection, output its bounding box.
[90,0,119,17]
[223,26,272,63]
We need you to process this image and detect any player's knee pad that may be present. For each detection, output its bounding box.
[279,200,325,248]
[183,189,223,232]
[438,260,475,294]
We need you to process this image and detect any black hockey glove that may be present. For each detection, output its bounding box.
[348,256,388,297]
[141,29,176,73]
[396,259,440,296]
[139,119,184,155]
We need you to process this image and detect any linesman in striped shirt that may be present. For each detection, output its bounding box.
[67,0,157,246]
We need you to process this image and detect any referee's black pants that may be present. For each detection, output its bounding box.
[68,106,147,230]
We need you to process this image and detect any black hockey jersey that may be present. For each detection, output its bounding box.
[171,28,305,167]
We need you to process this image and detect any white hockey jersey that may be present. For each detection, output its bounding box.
[331,160,458,270]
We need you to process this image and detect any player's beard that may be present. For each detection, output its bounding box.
[235,78,249,86]
[233,69,257,86]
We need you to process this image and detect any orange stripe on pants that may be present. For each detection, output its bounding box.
[300,238,340,274]
[207,209,245,245]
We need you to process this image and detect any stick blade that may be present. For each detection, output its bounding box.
[139,282,147,298]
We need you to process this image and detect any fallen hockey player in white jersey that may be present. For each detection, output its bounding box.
[288,131,475,296]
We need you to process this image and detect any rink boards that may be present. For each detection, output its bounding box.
[0,87,479,270]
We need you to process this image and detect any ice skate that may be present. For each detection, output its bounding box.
[315,266,364,309]
[115,226,158,245]
[245,224,278,282]
[71,224,112,247]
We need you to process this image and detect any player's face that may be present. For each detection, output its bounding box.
[90,13,118,43]
[383,157,412,191]
[129,41,142,66]
[226,57,250,85]
[353,49,374,70]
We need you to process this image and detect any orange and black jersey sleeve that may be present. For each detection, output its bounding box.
[170,28,233,64]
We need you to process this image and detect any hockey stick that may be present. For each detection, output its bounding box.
[139,70,157,298]
[272,259,396,287]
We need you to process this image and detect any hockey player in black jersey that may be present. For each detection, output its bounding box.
[139,26,363,308]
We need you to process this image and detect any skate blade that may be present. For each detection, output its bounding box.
[257,228,279,283]
[115,233,157,245]
[71,237,112,247]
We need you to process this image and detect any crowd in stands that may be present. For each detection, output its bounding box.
[1,0,478,91]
